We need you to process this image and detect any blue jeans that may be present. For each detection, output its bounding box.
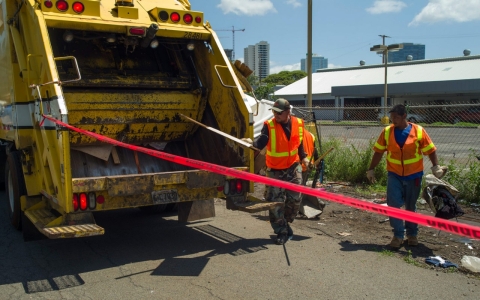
[387,174,421,239]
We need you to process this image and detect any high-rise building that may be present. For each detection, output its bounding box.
[388,43,425,62]
[301,54,328,73]
[224,49,234,61]
[244,41,270,80]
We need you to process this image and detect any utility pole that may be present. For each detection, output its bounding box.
[378,34,390,63]
[216,26,245,61]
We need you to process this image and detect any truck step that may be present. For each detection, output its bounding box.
[24,209,104,239]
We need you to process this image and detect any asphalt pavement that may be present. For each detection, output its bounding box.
[0,193,479,299]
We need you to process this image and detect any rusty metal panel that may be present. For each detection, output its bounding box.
[154,172,185,185]
[72,177,107,193]
[186,171,225,189]
[107,175,154,197]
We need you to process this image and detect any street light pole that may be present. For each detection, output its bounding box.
[370,43,403,124]
[307,0,312,110]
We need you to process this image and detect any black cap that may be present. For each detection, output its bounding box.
[389,104,406,115]
[271,98,291,112]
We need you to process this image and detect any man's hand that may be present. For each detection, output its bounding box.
[302,157,312,169]
[241,138,253,145]
[431,165,447,179]
[366,169,376,183]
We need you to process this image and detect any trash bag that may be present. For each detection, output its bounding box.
[422,174,464,220]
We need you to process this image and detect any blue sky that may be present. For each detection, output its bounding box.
[191,0,480,73]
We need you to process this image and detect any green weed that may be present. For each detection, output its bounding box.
[404,250,422,267]
[443,149,480,204]
[379,249,394,257]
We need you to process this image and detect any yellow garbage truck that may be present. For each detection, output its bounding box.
[0,0,263,240]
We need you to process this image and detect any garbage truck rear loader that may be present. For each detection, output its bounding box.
[0,0,265,240]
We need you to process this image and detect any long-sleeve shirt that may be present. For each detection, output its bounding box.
[253,119,307,163]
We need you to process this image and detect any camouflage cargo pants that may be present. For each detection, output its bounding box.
[265,162,303,234]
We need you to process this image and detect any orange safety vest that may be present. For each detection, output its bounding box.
[302,131,316,172]
[265,116,304,169]
[373,123,436,176]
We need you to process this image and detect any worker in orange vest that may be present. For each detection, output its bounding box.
[367,104,446,250]
[251,98,308,245]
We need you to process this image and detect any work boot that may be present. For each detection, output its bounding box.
[389,236,403,249]
[275,232,288,245]
[287,224,293,240]
[407,236,418,246]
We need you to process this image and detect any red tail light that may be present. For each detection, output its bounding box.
[56,0,68,12]
[72,2,84,13]
[80,193,88,210]
[183,13,193,24]
[217,185,224,192]
[195,16,202,23]
[73,194,79,211]
[44,1,53,8]
[170,12,180,23]
[129,27,146,36]
[236,179,243,194]
[97,195,105,204]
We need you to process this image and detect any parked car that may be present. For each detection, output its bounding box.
[377,112,428,123]
[449,107,480,124]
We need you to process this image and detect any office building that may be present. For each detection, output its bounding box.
[223,49,233,61]
[301,54,328,73]
[244,41,270,80]
[388,43,425,62]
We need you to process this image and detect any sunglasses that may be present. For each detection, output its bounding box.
[273,110,285,115]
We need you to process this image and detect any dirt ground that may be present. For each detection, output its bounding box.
[250,182,480,278]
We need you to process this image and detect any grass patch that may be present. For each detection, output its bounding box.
[379,249,395,257]
[404,250,422,267]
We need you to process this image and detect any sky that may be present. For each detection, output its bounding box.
[191,0,480,74]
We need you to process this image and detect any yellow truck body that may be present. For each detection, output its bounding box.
[0,0,261,240]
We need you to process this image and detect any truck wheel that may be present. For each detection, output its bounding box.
[139,204,167,213]
[5,151,26,230]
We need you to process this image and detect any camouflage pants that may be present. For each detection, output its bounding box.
[265,163,303,234]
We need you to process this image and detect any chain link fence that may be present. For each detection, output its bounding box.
[291,102,480,200]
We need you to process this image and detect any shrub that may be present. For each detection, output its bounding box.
[443,150,480,204]
[320,137,387,185]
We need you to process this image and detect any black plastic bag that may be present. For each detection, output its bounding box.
[432,187,464,220]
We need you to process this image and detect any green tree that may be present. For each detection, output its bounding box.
[252,84,275,100]
[250,70,307,100]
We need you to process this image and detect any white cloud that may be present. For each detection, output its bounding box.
[409,0,480,26]
[270,62,301,74]
[286,0,302,8]
[366,0,406,14]
[217,0,277,16]
[328,63,342,69]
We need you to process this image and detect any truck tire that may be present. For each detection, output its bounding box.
[5,151,26,230]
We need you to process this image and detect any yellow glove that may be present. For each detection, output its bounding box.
[366,169,376,183]
[241,138,253,145]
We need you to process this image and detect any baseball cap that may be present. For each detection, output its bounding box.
[271,98,291,112]
[389,104,406,115]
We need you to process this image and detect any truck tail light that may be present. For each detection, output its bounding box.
[97,195,105,204]
[129,27,146,36]
[56,0,68,12]
[79,193,88,210]
[183,13,193,24]
[170,12,180,23]
[195,16,202,23]
[72,2,84,13]
[44,0,53,8]
[236,179,243,194]
[158,10,169,21]
[73,194,79,211]
[88,192,96,209]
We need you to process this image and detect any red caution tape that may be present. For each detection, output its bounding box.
[43,115,480,240]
